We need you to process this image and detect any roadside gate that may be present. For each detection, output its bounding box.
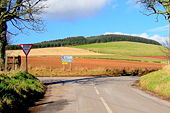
[5,55,21,71]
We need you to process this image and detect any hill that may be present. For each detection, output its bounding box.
[73,41,165,56]
[7,34,161,50]
[7,47,104,56]
[7,41,166,63]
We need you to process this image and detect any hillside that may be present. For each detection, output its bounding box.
[7,47,104,56]
[7,41,167,63]
[73,41,165,56]
[7,34,161,50]
[8,41,165,56]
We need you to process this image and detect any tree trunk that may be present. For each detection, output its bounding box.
[0,22,7,70]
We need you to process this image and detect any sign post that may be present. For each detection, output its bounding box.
[61,56,73,71]
[20,44,33,73]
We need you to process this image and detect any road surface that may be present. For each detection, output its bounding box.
[29,77,170,113]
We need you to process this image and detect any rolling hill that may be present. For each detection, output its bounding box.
[7,47,104,56]
[7,41,167,63]
[73,41,165,56]
[7,34,161,50]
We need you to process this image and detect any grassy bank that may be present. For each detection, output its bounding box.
[0,72,46,113]
[140,66,170,100]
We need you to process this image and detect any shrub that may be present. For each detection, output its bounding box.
[0,72,46,113]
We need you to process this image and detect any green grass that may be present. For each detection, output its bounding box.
[0,72,46,112]
[73,41,165,56]
[76,55,166,63]
[140,66,170,99]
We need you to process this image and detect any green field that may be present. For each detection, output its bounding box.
[74,41,165,56]
[76,55,166,63]
[140,66,170,99]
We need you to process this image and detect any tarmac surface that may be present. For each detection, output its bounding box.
[29,77,170,113]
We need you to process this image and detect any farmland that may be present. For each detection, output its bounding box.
[6,47,104,56]
[7,41,167,63]
[73,41,165,56]
[7,41,167,77]
[20,57,164,77]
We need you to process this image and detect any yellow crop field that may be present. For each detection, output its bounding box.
[7,47,104,56]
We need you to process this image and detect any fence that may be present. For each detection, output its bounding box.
[5,55,21,71]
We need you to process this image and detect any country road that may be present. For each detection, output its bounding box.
[29,77,170,113]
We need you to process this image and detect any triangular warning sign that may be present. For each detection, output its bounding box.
[20,44,33,56]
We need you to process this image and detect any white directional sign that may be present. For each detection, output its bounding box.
[20,44,33,56]
[61,55,73,63]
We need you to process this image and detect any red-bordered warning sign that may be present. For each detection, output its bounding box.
[19,44,33,56]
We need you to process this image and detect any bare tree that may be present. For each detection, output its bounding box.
[0,0,46,70]
[138,0,170,62]
[138,0,170,20]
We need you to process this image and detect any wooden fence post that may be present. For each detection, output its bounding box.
[18,55,21,70]
[13,56,15,70]
[5,55,8,71]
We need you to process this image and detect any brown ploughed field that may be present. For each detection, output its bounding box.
[21,57,164,77]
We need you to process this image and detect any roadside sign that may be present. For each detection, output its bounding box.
[19,44,33,73]
[20,44,33,56]
[62,62,68,65]
[61,56,73,63]
[61,56,73,71]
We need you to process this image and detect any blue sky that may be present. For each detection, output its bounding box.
[10,0,169,44]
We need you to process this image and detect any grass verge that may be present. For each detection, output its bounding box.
[139,66,170,100]
[0,72,46,113]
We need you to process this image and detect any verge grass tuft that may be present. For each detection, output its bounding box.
[0,71,46,113]
[140,66,170,99]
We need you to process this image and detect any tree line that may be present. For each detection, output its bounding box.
[7,34,161,50]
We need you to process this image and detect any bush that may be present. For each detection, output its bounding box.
[0,72,46,113]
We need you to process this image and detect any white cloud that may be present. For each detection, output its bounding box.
[43,0,112,21]
[126,0,140,8]
[148,25,169,32]
[104,32,167,43]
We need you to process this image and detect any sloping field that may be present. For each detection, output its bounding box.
[7,42,167,63]
[73,41,165,56]
[7,47,104,56]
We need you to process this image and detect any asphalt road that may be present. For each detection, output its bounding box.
[29,77,170,113]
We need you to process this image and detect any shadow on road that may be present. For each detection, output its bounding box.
[43,76,137,86]
[29,99,70,113]
[43,77,108,86]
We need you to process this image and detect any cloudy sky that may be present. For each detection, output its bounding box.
[11,0,169,44]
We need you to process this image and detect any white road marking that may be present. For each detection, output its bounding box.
[100,97,113,113]
[94,86,113,113]
[94,86,100,95]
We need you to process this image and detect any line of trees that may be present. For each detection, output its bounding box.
[7,34,161,50]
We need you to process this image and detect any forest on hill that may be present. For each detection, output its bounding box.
[7,34,161,50]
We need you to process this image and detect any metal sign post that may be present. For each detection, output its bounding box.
[20,44,33,73]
